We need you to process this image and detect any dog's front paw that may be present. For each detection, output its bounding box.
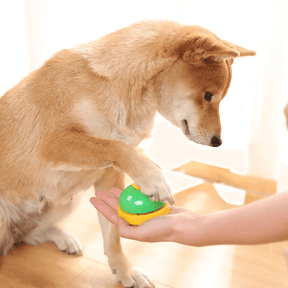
[112,265,155,288]
[136,168,174,205]
[52,230,83,256]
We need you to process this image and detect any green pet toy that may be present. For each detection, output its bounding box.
[118,183,171,225]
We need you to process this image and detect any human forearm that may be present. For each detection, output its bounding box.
[175,192,288,246]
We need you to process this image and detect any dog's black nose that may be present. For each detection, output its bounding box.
[211,136,222,147]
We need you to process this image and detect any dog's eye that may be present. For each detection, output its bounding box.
[204,92,213,102]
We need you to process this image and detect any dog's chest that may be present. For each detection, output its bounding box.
[73,99,155,146]
[44,169,104,205]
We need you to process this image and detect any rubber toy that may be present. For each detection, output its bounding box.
[118,183,170,225]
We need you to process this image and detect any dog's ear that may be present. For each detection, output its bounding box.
[221,40,256,57]
[182,36,256,64]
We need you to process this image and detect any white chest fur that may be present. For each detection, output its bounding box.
[72,99,155,146]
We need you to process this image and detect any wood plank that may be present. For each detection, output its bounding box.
[173,160,277,196]
[244,193,263,204]
[174,182,237,213]
[0,243,95,288]
[229,245,288,288]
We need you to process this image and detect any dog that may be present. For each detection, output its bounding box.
[0,20,255,287]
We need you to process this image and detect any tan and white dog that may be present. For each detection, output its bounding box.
[0,20,255,287]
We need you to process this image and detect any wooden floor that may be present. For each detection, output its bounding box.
[0,182,288,288]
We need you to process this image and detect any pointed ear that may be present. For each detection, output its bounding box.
[183,37,239,63]
[221,40,256,57]
[182,36,256,64]
[203,38,240,60]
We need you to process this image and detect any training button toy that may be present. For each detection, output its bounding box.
[118,183,170,225]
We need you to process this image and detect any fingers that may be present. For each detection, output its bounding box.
[90,197,118,226]
[95,190,119,211]
[109,187,122,199]
[91,188,132,229]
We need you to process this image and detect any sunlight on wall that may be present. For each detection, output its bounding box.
[0,1,29,96]
[24,0,185,70]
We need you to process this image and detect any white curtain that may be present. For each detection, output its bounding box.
[1,0,288,194]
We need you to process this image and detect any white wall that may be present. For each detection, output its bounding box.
[0,1,29,96]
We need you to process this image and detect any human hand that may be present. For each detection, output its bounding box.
[90,187,203,244]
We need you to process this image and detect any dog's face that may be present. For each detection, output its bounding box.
[157,33,255,147]
[158,58,232,147]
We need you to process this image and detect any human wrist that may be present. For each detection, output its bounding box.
[170,212,210,247]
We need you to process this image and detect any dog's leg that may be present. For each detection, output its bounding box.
[95,168,155,288]
[0,195,82,256]
[23,223,82,255]
[40,126,174,205]
[97,213,154,288]
[22,196,82,255]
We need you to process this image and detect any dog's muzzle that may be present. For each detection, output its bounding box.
[181,119,222,147]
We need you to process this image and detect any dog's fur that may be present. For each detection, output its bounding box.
[0,20,255,287]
